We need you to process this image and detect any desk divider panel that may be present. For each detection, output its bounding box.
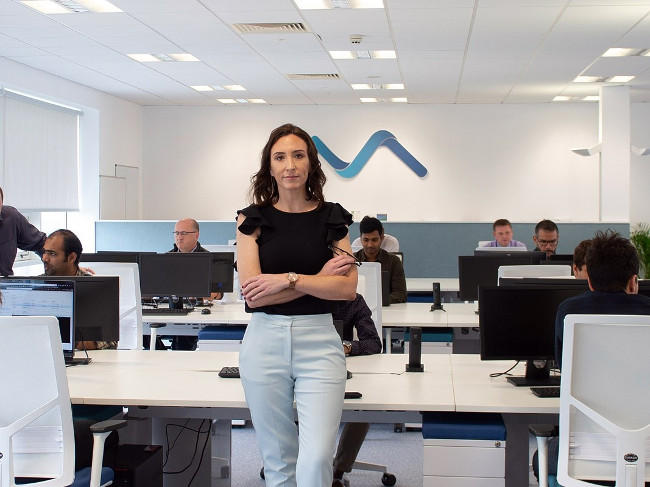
[96,221,629,278]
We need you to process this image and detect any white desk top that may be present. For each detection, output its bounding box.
[450,355,559,414]
[142,302,249,324]
[381,302,478,328]
[406,277,459,293]
[67,350,456,413]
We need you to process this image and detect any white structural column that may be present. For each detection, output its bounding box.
[599,85,630,222]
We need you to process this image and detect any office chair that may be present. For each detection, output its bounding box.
[532,314,650,487]
[0,316,125,487]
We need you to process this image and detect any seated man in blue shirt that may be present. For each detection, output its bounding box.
[534,230,650,481]
[482,218,527,248]
[332,293,382,487]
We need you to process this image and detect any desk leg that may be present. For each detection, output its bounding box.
[211,419,232,487]
[153,417,221,487]
[384,327,392,354]
[502,413,557,487]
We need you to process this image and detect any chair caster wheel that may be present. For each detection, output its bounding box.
[260,466,265,479]
[382,472,396,486]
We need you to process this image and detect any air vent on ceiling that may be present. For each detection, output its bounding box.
[232,23,309,34]
[286,74,341,80]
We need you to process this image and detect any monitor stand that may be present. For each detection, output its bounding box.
[506,360,561,387]
[168,295,184,310]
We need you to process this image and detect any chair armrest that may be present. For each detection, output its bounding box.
[529,424,557,437]
[90,419,127,434]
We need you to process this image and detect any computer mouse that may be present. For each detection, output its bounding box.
[201,308,211,315]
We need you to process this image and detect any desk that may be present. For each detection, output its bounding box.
[142,302,249,336]
[381,302,479,353]
[406,277,459,293]
[450,355,559,487]
[67,351,556,487]
[67,350,454,487]
[143,302,481,353]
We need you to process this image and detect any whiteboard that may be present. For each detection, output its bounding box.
[99,176,126,219]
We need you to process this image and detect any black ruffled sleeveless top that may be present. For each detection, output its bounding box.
[237,202,352,315]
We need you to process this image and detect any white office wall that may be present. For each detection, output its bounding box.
[143,103,609,222]
[631,103,650,226]
[0,57,143,249]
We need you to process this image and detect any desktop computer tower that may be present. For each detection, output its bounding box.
[113,444,163,487]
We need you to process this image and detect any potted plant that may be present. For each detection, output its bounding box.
[630,223,650,278]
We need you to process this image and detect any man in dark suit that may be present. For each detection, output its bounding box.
[554,230,650,369]
[534,230,650,481]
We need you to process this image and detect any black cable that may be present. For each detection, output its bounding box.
[489,360,520,378]
[188,420,212,486]
[162,419,191,468]
[163,420,210,475]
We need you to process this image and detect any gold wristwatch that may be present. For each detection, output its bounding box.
[287,272,299,289]
[343,340,352,355]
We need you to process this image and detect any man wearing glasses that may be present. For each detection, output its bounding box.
[165,218,218,350]
[532,219,559,258]
[170,218,207,253]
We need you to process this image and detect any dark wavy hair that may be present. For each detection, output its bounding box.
[586,230,639,292]
[249,123,326,209]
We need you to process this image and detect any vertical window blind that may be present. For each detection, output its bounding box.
[3,93,80,211]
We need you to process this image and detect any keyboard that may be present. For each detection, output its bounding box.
[142,307,190,316]
[531,386,560,398]
[218,366,240,378]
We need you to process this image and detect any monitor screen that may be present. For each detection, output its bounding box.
[479,285,587,385]
[0,278,75,358]
[548,253,573,262]
[82,251,141,264]
[458,252,546,301]
[139,253,212,298]
[6,275,120,343]
[209,252,235,293]
[81,251,157,266]
[498,277,589,288]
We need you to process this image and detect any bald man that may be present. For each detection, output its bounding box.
[170,218,207,253]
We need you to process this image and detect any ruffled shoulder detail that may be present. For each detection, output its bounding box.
[325,202,353,243]
[237,205,271,235]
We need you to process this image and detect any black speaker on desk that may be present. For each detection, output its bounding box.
[406,326,424,372]
[430,282,444,311]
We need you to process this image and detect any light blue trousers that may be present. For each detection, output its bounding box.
[239,312,347,487]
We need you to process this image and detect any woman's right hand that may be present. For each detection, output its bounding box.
[318,254,355,276]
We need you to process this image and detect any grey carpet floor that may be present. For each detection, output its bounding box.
[231,423,423,487]
[230,422,540,487]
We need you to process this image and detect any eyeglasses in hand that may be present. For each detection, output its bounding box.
[328,245,362,267]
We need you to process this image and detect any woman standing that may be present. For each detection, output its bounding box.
[237,123,358,487]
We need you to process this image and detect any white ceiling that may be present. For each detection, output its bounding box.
[3,0,650,106]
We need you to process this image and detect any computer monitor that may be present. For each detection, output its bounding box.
[139,253,212,305]
[6,275,120,343]
[209,252,235,293]
[499,277,588,288]
[479,285,587,386]
[458,252,546,301]
[82,251,141,264]
[473,250,546,262]
[0,278,75,361]
[548,253,573,262]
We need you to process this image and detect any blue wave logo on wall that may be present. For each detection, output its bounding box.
[312,130,428,178]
